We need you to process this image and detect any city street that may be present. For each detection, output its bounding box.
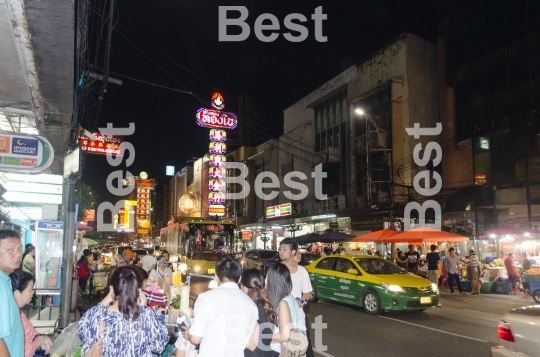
[188,277,533,357]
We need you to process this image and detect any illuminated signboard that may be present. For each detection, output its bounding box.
[124,200,136,232]
[208,205,226,216]
[209,167,225,179]
[209,142,227,154]
[166,166,175,176]
[179,193,199,214]
[209,129,226,142]
[208,192,226,205]
[208,178,225,192]
[211,92,225,110]
[475,173,487,185]
[266,203,292,219]
[241,230,252,240]
[196,109,238,130]
[209,154,226,167]
[79,132,123,156]
[198,93,236,217]
[135,179,155,189]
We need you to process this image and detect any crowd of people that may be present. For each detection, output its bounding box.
[392,244,534,297]
[176,237,313,357]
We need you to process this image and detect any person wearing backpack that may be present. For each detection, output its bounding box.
[77,249,92,296]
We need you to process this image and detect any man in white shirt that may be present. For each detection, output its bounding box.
[140,249,157,277]
[183,257,258,357]
[279,238,314,357]
[445,247,464,294]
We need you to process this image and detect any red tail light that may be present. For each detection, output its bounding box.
[497,321,515,342]
[213,255,218,261]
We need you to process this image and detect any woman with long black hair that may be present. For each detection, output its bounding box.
[77,266,169,356]
[266,263,307,355]
[241,268,278,357]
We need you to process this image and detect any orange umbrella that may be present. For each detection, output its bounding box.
[352,229,399,243]
[382,226,469,243]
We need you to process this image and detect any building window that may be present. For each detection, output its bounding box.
[281,161,293,177]
[314,92,347,153]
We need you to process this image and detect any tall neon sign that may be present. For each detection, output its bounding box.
[196,93,237,217]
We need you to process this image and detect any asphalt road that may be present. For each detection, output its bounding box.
[187,277,535,357]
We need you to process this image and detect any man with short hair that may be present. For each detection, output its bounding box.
[522,252,532,298]
[405,244,421,274]
[504,253,520,295]
[0,230,24,356]
[467,249,482,295]
[445,248,464,294]
[140,249,157,277]
[116,247,130,267]
[279,238,314,357]
[426,245,440,285]
[183,257,258,356]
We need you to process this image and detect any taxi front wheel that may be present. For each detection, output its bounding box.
[363,289,381,315]
[310,283,319,303]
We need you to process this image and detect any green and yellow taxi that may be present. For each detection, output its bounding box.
[307,255,439,314]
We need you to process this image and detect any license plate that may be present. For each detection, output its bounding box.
[208,269,215,274]
[420,297,432,304]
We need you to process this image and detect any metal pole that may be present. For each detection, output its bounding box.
[59,178,76,329]
[526,159,532,229]
[366,117,371,206]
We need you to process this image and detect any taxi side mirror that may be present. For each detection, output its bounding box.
[347,268,359,275]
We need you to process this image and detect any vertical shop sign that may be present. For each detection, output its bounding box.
[197,93,237,217]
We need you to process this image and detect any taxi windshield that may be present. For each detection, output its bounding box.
[354,258,406,274]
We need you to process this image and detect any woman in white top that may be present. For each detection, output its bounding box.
[148,261,172,289]
[266,263,306,354]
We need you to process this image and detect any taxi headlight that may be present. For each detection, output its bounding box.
[431,283,439,292]
[382,284,403,292]
[178,263,188,274]
[194,266,200,272]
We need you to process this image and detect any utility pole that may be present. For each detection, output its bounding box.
[526,159,532,229]
[365,118,371,206]
[59,177,76,329]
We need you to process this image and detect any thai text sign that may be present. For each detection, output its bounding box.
[196,108,238,129]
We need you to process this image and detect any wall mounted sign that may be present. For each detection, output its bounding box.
[0,133,54,173]
[179,193,199,214]
[79,132,123,156]
[208,205,226,216]
[266,203,292,219]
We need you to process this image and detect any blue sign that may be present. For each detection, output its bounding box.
[12,137,39,156]
[166,165,175,176]
[37,221,64,230]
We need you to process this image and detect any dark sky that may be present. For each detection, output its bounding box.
[83,0,437,211]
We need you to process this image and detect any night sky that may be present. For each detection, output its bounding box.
[83,0,437,214]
